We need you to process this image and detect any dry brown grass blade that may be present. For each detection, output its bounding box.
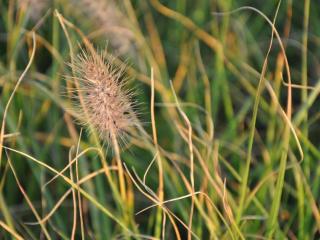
[169,80,195,240]
[75,129,85,240]
[0,32,36,169]
[42,147,103,190]
[0,220,24,240]
[27,166,117,226]
[68,147,77,240]
[110,131,127,205]
[172,42,190,92]
[172,122,239,238]
[4,146,131,233]
[215,5,293,116]
[150,0,222,53]
[132,161,230,240]
[6,151,51,240]
[150,68,165,238]
[25,31,64,65]
[123,163,182,240]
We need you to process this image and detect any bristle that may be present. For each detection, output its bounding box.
[69,48,138,143]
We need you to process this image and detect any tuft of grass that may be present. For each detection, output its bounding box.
[1,0,320,239]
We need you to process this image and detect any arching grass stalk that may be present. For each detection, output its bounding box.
[68,47,138,200]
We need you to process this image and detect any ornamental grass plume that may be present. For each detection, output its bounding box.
[69,47,138,145]
[76,0,135,55]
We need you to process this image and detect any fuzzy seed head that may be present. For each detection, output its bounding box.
[70,48,137,143]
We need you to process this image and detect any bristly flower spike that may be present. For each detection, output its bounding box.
[69,47,138,145]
